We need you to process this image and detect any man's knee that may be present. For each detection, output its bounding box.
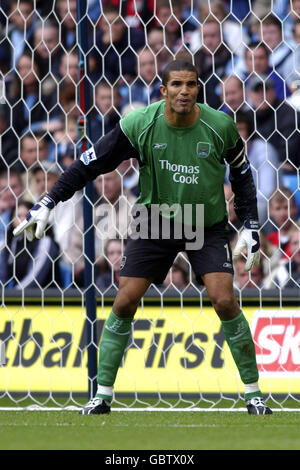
[113,288,140,317]
[113,277,151,318]
[210,293,239,320]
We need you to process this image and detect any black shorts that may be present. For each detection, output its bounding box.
[120,218,234,284]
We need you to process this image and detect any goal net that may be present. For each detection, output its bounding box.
[0,0,300,411]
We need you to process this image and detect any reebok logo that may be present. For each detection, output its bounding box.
[241,164,250,174]
[229,322,247,341]
[153,143,167,150]
[223,262,232,268]
[119,256,127,270]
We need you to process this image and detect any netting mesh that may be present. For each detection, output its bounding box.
[0,0,300,409]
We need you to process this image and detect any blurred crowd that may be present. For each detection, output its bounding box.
[0,0,300,292]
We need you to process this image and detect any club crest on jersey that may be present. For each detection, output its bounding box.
[80,146,97,165]
[153,143,167,150]
[196,142,210,158]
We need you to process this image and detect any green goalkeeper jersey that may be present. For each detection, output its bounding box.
[120,100,241,227]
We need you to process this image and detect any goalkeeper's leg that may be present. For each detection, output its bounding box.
[80,276,152,415]
[203,272,272,414]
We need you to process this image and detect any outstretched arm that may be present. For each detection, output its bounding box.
[49,123,140,204]
[226,136,258,224]
[13,123,140,240]
[225,137,260,272]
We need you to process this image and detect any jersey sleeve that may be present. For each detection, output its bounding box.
[48,122,140,204]
[120,107,151,163]
[120,109,142,150]
[223,116,246,168]
[223,115,259,224]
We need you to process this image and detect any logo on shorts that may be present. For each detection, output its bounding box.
[223,262,232,268]
[196,142,210,158]
[153,143,167,150]
[120,256,127,270]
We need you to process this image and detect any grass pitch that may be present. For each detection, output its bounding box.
[0,400,300,450]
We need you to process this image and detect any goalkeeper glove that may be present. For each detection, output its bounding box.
[233,220,260,272]
[13,195,55,241]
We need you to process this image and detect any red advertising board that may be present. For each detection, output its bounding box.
[252,310,300,375]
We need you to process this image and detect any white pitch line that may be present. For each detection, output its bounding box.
[0,423,300,428]
[0,407,299,412]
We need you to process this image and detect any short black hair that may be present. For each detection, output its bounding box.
[16,200,33,212]
[235,111,255,138]
[246,41,270,58]
[262,13,282,29]
[161,60,198,86]
[293,18,300,32]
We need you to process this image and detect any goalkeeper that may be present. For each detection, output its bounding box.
[13,60,272,415]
